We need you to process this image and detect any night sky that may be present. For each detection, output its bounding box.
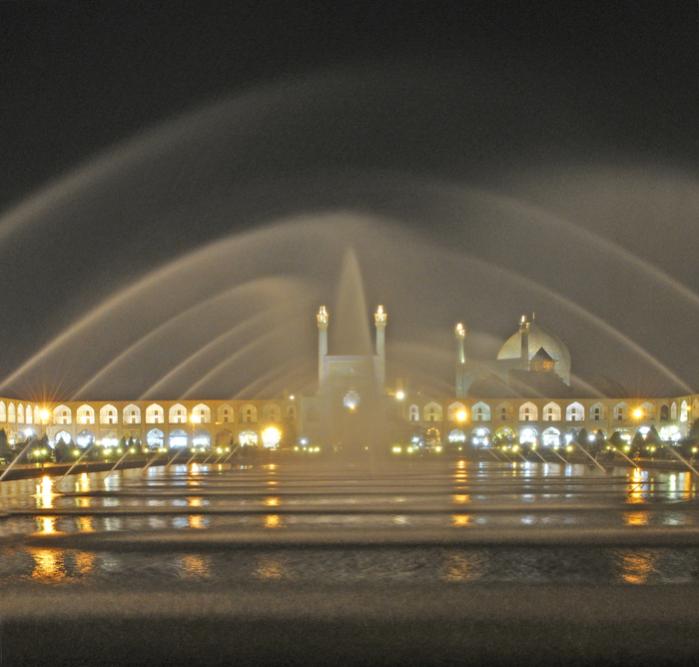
[1,1,698,400]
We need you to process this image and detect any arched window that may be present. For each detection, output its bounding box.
[239,430,258,446]
[472,402,491,422]
[424,402,443,422]
[146,428,164,449]
[447,402,467,422]
[77,404,95,425]
[641,402,655,420]
[671,402,678,420]
[680,400,689,423]
[24,404,33,424]
[8,403,15,423]
[76,430,94,448]
[17,404,24,424]
[286,405,296,420]
[168,403,187,424]
[145,403,164,424]
[590,403,604,422]
[262,404,281,422]
[100,404,118,425]
[408,404,420,422]
[0,401,6,422]
[217,404,234,423]
[54,431,72,446]
[192,403,211,424]
[168,429,188,448]
[659,405,670,421]
[123,404,141,424]
[241,404,258,424]
[192,430,211,448]
[566,402,584,422]
[34,406,41,424]
[542,427,561,447]
[53,404,71,425]
[543,402,561,422]
[496,403,511,422]
[448,429,466,443]
[519,402,538,422]
[613,403,627,422]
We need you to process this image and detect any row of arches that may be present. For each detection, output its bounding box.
[50,402,295,426]
[409,400,693,424]
[0,402,45,425]
[52,427,282,449]
[443,425,669,448]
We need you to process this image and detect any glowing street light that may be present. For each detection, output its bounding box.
[261,426,282,449]
[632,407,644,420]
[456,409,468,424]
[395,389,406,401]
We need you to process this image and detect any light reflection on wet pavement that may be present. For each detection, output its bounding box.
[0,459,698,586]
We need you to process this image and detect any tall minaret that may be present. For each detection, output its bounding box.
[455,322,467,397]
[374,305,387,387]
[519,314,530,369]
[317,305,329,386]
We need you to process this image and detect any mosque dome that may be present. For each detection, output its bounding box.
[496,319,571,383]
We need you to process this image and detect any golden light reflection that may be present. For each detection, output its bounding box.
[188,515,205,529]
[267,480,278,486]
[452,494,471,504]
[75,497,92,509]
[264,514,282,529]
[620,551,655,585]
[74,550,95,575]
[264,496,280,507]
[451,514,471,527]
[441,552,482,583]
[180,554,211,578]
[623,511,649,527]
[34,475,55,509]
[627,468,646,504]
[75,472,90,494]
[253,555,286,580]
[29,548,66,582]
[681,472,693,499]
[188,496,203,508]
[77,516,95,533]
[35,515,58,535]
[457,460,466,469]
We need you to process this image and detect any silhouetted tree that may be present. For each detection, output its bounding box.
[0,428,12,461]
[645,425,662,447]
[631,430,645,456]
[609,431,624,447]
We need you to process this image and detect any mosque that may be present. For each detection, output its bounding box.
[0,304,695,454]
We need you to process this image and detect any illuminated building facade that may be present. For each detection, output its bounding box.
[0,308,696,451]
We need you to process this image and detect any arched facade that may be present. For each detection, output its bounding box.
[543,402,561,422]
[100,404,118,425]
[519,402,538,422]
[145,403,164,424]
[124,404,141,424]
[472,401,491,422]
[566,402,584,422]
[168,404,187,424]
[424,402,443,422]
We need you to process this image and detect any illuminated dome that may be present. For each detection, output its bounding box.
[496,320,571,384]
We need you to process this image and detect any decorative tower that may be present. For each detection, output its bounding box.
[374,305,387,387]
[317,305,329,386]
[455,322,467,397]
[519,314,530,369]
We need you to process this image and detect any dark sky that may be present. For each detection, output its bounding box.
[1,1,698,400]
